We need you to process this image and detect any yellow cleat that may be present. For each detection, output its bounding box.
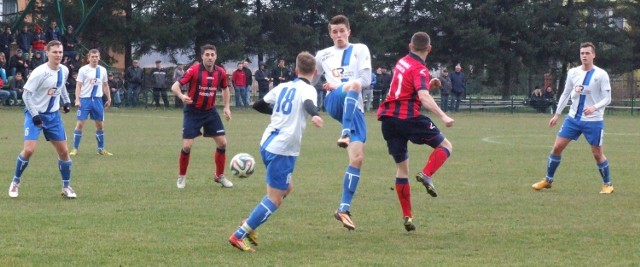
[334,210,356,231]
[599,184,614,194]
[532,179,552,191]
[97,149,113,156]
[228,235,255,252]
[69,149,78,156]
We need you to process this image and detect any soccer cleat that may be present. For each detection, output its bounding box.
[214,175,233,188]
[337,129,350,148]
[8,182,20,198]
[97,149,113,156]
[334,210,356,230]
[416,172,438,197]
[532,179,552,191]
[403,217,416,232]
[240,220,259,246]
[599,184,614,194]
[69,149,78,156]
[176,176,186,189]
[228,235,255,252]
[61,186,77,199]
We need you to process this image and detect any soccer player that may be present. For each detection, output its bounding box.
[228,51,323,252]
[70,49,113,156]
[378,32,455,231]
[172,44,233,189]
[314,14,371,231]
[532,42,614,194]
[8,40,75,198]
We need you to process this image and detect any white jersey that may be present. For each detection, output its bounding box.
[260,78,318,156]
[23,63,69,114]
[556,65,611,121]
[315,43,371,110]
[77,64,108,98]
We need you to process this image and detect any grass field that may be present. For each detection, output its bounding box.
[1,107,639,266]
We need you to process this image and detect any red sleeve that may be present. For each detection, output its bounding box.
[180,63,198,85]
[413,66,430,92]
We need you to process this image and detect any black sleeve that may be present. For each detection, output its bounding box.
[303,99,320,117]
[253,99,273,114]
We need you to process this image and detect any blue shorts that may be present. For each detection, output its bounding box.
[260,149,297,191]
[324,88,367,143]
[558,116,604,146]
[23,110,67,141]
[182,107,225,139]
[380,116,445,159]
[76,97,105,121]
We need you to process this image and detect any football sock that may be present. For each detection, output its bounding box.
[338,165,360,212]
[215,148,226,177]
[597,160,611,185]
[341,90,359,132]
[13,154,29,183]
[423,147,451,177]
[96,130,105,150]
[235,195,278,239]
[73,130,82,149]
[395,178,412,218]
[545,154,561,182]
[59,159,72,187]
[179,149,190,176]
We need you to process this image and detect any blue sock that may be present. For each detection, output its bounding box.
[597,160,611,185]
[13,154,29,183]
[73,130,82,149]
[96,130,105,150]
[338,166,360,212]
[235,196,278,239]
[545,154,561,182]
[59,159,72,187]
[341,90,359,134]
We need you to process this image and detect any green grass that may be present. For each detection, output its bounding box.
[1,107,639,266]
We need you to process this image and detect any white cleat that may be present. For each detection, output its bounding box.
[214,175,233,188]
[8,182,20,198]
[177,176,186,189]
[61,186,77,199]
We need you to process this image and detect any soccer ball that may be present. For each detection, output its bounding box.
[229,153,256,178]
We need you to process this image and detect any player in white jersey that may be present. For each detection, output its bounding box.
[229,52,323,252]
[532,42,614,194]
[70,49,113,156]
[8,40,76,199]
[313,14,371,231]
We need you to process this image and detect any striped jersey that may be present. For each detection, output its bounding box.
[179,63,228,111]
[377,53,431,120]
[76,64,108,98]
[557,65,611,121]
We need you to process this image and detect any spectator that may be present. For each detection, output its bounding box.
[363,70,376,112]
[31,24,47,59]
[0,26,12,60]
[544,85,556,112]
[449,64,466,112]
[271,59,291,88]
[16,25,32,54]
[125,59,143,107]
[45,20,61,42]
[10,49,29,77]
[242,60,253,104]
[375,67,392,96]
[529,86,547,113]
[66,71,78,105]
[63,53,81,74]
[0,68,7,105]
[61,25,78,59]
[231,62,249,109]
[151,60,169,108]
[0,52,6,69]
[439,68,452,112]
[30,50,46,69]
[8,72,25,106]
[107,73,121,107]
[172,64,186,108]
[314,75,326,112]
[254,62,270,99]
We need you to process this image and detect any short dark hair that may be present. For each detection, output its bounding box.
[46,40,63,51]
[88,49,100,55]
[296,51,316,75]
[201,44,217,54]
[580,42,596,53]
[328,15,350,31]
[411,32,430,52]
[155,60,161,64]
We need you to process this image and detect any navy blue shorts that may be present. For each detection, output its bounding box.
[380,116,445,156]
[182,108,225,139]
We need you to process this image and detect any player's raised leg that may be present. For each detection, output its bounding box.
[338,81,362,148]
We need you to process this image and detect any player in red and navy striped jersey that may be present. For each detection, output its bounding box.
[171,44,234,189]
[377,32,454,232]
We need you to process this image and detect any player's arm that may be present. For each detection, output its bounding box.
[418,89,454,127]
[304,99,324,127]
[252,99,272,114]
[221,86,231,120]
[102,80,112,108]
[22,90,39,119]
[593,73,612,110]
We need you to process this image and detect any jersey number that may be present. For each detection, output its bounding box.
[388,73,403,99]
[274,87,297,115]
